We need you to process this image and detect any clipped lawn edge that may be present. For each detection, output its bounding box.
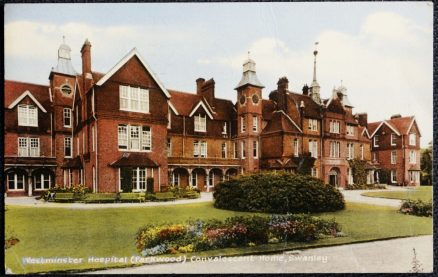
[31,234,429,274]
[360,193,404,200]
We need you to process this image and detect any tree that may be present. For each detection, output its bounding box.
[420,142,432,186]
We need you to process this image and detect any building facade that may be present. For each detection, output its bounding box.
[4,39,421,196]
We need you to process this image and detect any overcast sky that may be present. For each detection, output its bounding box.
[4,2,433,147]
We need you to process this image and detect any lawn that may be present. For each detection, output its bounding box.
[5,202,432,274]
[361,186,433,202]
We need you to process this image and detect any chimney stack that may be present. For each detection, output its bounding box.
[196,78,205,95]
[390,114,402,119]
[201,78,215,107]
[356,113,368,127]
[276,77,289,111]
[302,84,309,96]
[81,39,92,92]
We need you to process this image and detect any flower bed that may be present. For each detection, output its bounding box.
[399,200,432,217]
[136,215,342,256]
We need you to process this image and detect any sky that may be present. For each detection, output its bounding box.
[4,2,433,147]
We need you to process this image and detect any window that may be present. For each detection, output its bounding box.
[311,168,318,177]
[117,125,152,152]
[241,116,246,132]
[92,125,96,152]
[18,104,38,127]
[253,140,258,158]
[391,170,397,183]
[409,133,416,146]
[252,115,258,132]
[293,138,299,157]
[34,173,52,190]
[309,140,318,158]
[171,171,180,186]
[167,138,172,157]
[233,142,237,159]
[330,141,341,158]
[193,141,207,157]
[119,85,149,113]
[347,143,354,160]
[191,172,197,187]
[409,151,417,164]
[373,135,379,147]
[167,107,171,129]
[308,119,318,131]
[30,138,40,157]
[391,133,397,146]
[347,168,354,185]
[221,143,227,158]
[132,167,147,191]
[64,108,71,127]
[194,114,207,132]
[391,151,397,164]
[61,85,72,95]
[241,141,246,158]
[222,122,227,135]
[18,137,39,157]
[7,172,25,191]
[330,120,340,133]
[64,137,72,157]
[18,137,28,157]
[64,169,73,187]
[360,144,364,160]
[347,125,354,136]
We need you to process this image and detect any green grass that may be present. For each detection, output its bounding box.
[361,186,432,202]
[5,202,432,274]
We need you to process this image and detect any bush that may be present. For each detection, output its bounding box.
[399,200,432,217]
[345,183,386,190]
[213,171,345,213]
[136,215,342,256]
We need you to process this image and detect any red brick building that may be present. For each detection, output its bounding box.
[4,39,420,196]
[368,115,421,185]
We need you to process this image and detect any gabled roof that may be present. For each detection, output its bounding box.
[389,116,420,136]
[5,80,51,111]
[369,120,401,137]
[96,48,170,98]
[262,110,302,134]
[168,101,179,115]
[360,126,371,139]
[189,100,214,119]
[7,90,47,113]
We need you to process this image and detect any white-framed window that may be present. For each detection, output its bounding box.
[132,167,147,191]
[7,172,25,191]
[64,137,72,157]
[347,168,354,185]
[253,140,258,158]
[293,138,299,157]
[391,170,397,183]
[241,116,246,133]
[34,173,52,190]
[18,137,29,157]
[330,120,340,134]
[409,133,416,146]
[119,85,149,113]
[360,144,364,160]
[346,125,354,136]
[92,125,96,152]
[167,138,172,157]
[408,171,420,185]
[171,171,180,186]
[311,168,318,177]
[391,133,397,146]
[241,141,246,158]
[222,122,227,135]
[18,104,38,127]
[63,108,72,127]
[409,151,417,164]
[330,141,341,158]
[233,142,237,159]
[118,125,152,152]
[221,143,227,159]
[391,151,397,164]
[252,115,258,132]
[191,172,197,187]
[28,138,40,157]
[194,114,207,132]
[309,140,318,158]
[347,143,354,160]
[373,135,379,147]
[193,141,207,158]
[308,119,318,131]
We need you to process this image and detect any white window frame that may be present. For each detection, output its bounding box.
[409,151,416,164]
[347,168,354,185]
[18,104,38,127]
[194,114,207,132]
[193,140,200,157]
[222,122,227,135]
[141,126,152,151]
[311,168,318,177]
[119,85,149,113]
[373,135,379,147]
[309,140,318,158]
[18,137,29,157]
[391,133,397,146]
[241,116,246,133]
[253,140,258,159]
[330,141,340,158]
[118,124,152,152]
[347,125,354,136]
[191,172,197,188]
[63,108,72,128]
[7,172,25,191]
[330,120,340,134]
[409,133,416,146]
[132,167,147,191]
[118,125,128,150]
[200,141,207,157]
[241,141,246,159]
[167,138,172,157]
[293,138,299,157]
[347,143,354,160]
[391,170,397,183]
[391,151,397,164]
[64,137,72,158]
[34,173,52,190]
[221,143,227,159]
[171,171,180,186]
[29,137,40,157]
[308,119,318,131]
[252,115,258,132]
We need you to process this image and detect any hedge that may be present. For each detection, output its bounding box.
[213,171,345,213]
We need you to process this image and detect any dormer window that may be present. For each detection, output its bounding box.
[119,85,149,113]
[61,85,72,95]
[347,125,354,136]
[308,119,318,131]
[194,114,206,132]
[409,133,416,146]
[373,135,379,147]
[391,133,397,146]
[222,122,227,134]
[18,104,38,127]
[330,120,340,134]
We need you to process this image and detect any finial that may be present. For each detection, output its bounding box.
[62,35,65,44]
[313,42,319,56]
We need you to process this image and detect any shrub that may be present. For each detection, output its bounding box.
[345,183,386,190]
[399,200,432,217]
[213,171,345,213]
[136,215,342,256]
